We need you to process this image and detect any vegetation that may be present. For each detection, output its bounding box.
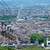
[0,16,16,20]
[0,46,49,50]
[30,33,45,44]
[20,46,45,50]
[44,38,47,47]
[0,46,16,50]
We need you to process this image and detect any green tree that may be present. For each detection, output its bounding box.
[30,33,45,44]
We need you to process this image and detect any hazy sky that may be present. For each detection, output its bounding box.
[0,0,50,7]
[8,0,50,6]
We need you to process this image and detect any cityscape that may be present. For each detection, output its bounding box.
[0,0,50,50]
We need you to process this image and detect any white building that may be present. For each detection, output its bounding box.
[46,38,50,47]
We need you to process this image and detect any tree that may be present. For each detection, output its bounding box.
[30,33,45,44]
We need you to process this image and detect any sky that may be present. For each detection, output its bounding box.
[0,0,50,7]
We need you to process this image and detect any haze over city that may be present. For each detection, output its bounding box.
[0,0,50,7]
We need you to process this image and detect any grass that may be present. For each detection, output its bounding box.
[0,46,50,50]
[0,46,16,50]
[20,46,45,50]
[20,46,50,50]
